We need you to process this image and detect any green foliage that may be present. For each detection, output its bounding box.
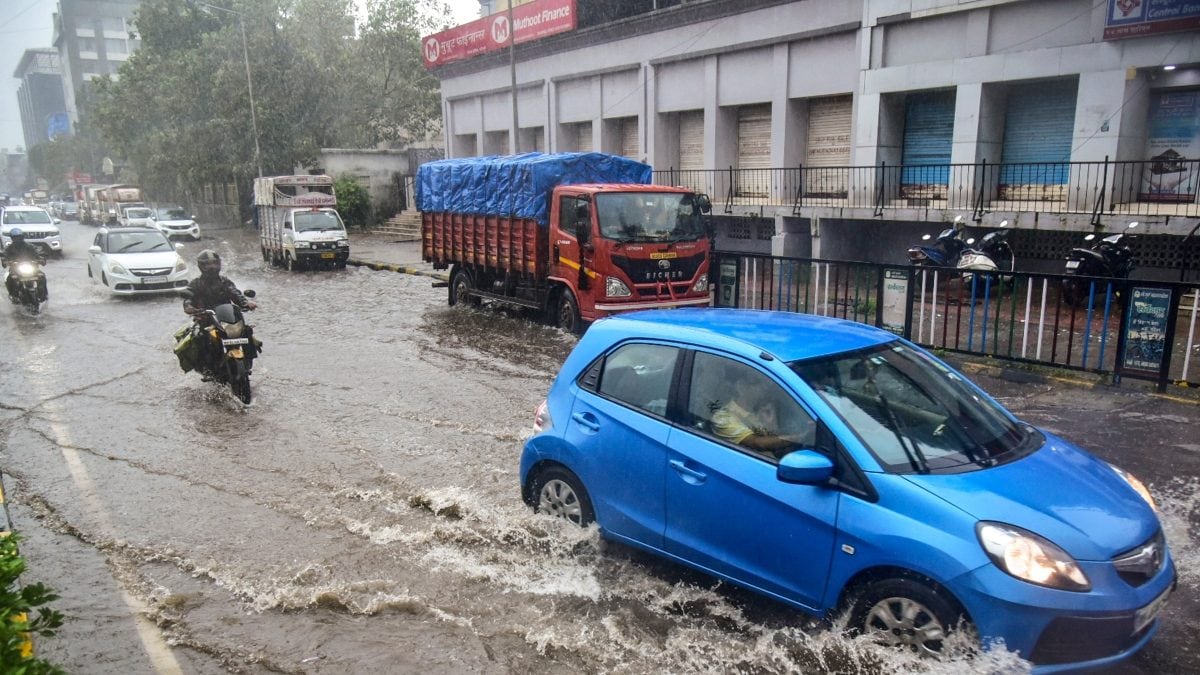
[335,175,372,229]
[0,533,65,674]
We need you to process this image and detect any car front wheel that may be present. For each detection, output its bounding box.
[529,466,594,527]
[848,577,967,658]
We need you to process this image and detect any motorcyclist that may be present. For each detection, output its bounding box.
[3,228,48,303]
[183,250,259,368]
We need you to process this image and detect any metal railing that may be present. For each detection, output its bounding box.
[713,252,1200,390]
[655,157,1200,221]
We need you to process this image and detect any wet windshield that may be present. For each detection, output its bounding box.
[158,208,188,220]
[108,231,172,253]
[125,208,152,218]
[3,210,52,225]
[595,193,706,243]
[294,210,345,233]
[790,343,1037,474]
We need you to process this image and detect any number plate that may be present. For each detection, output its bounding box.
[1133,586,1171,634]
[141,275,167,283]
[1065,260,1081,270]
[320,252,335,259]
[222,338,250,346]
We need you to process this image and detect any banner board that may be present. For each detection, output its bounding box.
[881,268,909,335]
[1140,89,1199,202]
[1104,0,1200,39]
[1122,287,1173,373]
[422,0,576,68]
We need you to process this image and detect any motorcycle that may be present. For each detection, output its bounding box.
[5,258,48,314]
[957,219,1015,287]
[907,216,968,268]
[1061,222,1138,308]
[174,289,259,404]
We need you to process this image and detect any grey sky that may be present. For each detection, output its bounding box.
[1,0,57,153]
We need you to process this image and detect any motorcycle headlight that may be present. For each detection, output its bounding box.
[109,262,129,275]
[692,273,709,293]
[977,522,1090,592]
[605,275,632,298]
[16,262,35,276]
[1110,464,1158,512]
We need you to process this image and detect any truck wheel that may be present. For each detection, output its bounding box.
[450,269,479,307]
[555,290,581,334]
[286,255,299,272]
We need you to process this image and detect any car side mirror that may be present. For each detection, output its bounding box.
[54,218,61,224]
[244,289,256,298]
[88,245,101,254]
[777,449,835,485]
[174,243,184,251]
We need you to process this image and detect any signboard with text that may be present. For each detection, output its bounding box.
[1104,0,1200,40]
[1121,287,1173,373]
[422,0,576,68]
[881,268,909,335]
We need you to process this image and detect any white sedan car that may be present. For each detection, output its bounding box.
[87,227,190,295]
[151,206,201,240]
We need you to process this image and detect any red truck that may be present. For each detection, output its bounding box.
[419,153,712,332]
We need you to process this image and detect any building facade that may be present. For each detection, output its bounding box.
[432,0,1200,275]
[13,49,67,152]
[52,0,141,131]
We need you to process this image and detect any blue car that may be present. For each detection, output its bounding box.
[520,308,1174,671]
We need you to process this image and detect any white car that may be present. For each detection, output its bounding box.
[119,206,155,228]
[151,206,201,240]
[86,227,190,295]
[1,205,62,256]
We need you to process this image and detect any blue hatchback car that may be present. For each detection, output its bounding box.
[520,309,1175,671]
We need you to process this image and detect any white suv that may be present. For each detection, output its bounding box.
[151,206,201,240]
[1,205,62,256]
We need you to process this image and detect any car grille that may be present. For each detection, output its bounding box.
[637,282,694,297]
[131,267,173,277]
[17,230,54,239]
[1113,531,1167,587]
[166,223,192,230]
[1030,614,1147,665]
[310,241,340,250]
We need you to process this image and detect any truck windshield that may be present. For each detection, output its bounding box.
[294,210,345,232]
[595,193,706,243]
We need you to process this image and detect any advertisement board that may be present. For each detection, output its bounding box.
[1140,89,1199,202]
[422,0,576,68]
[881,268,909,335]
[1122,287,1173,373]
[1104,0,1200,39]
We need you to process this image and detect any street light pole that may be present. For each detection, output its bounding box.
[508,0,519,154]
[192,0,263,178]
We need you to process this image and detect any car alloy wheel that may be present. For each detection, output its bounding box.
[850,578,965,658]
[531,466,594,527]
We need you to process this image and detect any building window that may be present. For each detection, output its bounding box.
[99,17,126,33]
[105,38,128,55]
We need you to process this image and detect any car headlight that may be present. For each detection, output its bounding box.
[692,273,709,293]
[605,275,632,298]
[109,262,129,275]
[337,239,349,247]
[977,522,1090,592]
[1110,464,1157,512]
[16,262,35,276]
[174,260,188,273]
[294,241,310,249]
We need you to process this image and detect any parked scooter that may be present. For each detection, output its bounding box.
[174,289,260,404]
[1061,222,1138,308]
[4,258,48,314]
[907,216,968,268]
[958,220,1015,286]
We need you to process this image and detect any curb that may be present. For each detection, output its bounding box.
[953,358,1200,406]
[346,258,449,282]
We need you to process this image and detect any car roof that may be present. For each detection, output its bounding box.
[99,226,163,234]
[3,205,47,211]
[594,308,897,362]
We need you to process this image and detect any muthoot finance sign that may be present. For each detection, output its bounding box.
[422,0,577,68]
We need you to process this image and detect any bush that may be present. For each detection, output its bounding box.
[335,176,372,231]
[0,532,64,673]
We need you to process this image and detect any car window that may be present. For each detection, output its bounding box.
[3,210,52,225]
[596,343,678,417]
[106,231,171,253]
[688,352,817,462]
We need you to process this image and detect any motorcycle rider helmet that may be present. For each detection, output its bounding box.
[9,228,24,243]
[196,249,222,276]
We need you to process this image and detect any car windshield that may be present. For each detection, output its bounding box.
[126,208,152,218]
[294,210,345,233]
[108,231,171,253]
[790,342,1038,474]
[595,193,706,243]
[158,208,187,219]
[3,210,52,225]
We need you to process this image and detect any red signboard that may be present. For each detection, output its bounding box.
[422,0,576,68]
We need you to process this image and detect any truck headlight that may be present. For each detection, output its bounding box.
[692,273,709,293]
[977,522,1090,592]
[294,241,310,249]
[109,262,129,275]
[605,276,632,298]
[337,239,349,247]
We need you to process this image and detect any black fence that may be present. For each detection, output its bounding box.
[713,252,1200,390]
[655,157,1200,222]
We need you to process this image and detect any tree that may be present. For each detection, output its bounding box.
[334,175,372,229]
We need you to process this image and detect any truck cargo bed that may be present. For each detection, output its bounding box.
[422,212,547,277]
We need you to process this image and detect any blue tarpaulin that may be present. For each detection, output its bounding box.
[415,152,652,226]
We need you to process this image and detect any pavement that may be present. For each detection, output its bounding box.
[347,233,448,281]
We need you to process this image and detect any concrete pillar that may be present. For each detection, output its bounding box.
[1069,69,1127,211]
[644,63,658,167]
[949,83,983,209]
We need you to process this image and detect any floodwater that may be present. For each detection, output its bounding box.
[0,221,1196,674]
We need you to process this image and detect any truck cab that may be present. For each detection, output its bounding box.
[281,207,349,268]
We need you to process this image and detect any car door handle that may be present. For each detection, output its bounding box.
[669,459,708,484]
[571,412,600,433]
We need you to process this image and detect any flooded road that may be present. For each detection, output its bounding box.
[1,220,1196,674]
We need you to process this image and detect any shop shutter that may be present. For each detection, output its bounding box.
[618,117,639,159]
[737,104,771,197]
[901,90,955,189]
[676,110,705,192]
[577,122,593,152]
[999,80,1076,200]
[805,95,852,197]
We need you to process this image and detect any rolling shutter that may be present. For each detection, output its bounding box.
[618,117,639,159]
[805,95,852,197]
[577,122,593,152]
[901,90,955,188]
[999,80,1077,199]
[737,104,771,197]
[676,110,705,192]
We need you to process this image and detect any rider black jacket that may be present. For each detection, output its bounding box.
[182,273,250,313]
[2,240,43,264]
